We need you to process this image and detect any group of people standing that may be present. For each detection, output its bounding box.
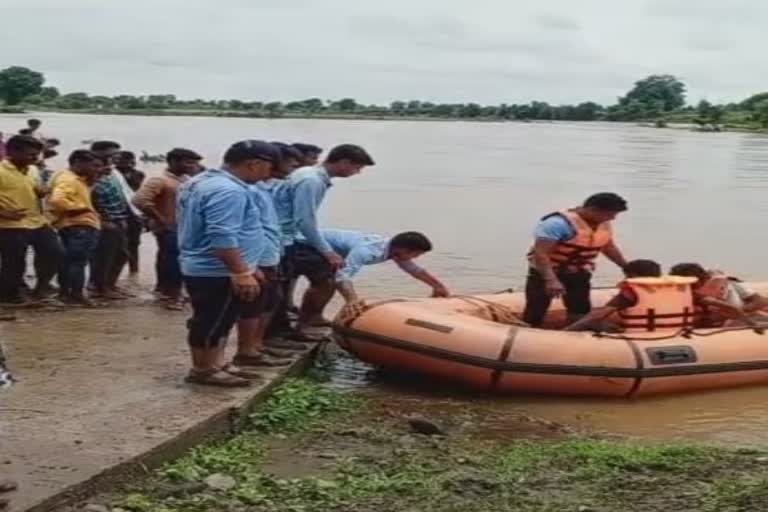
[0,125,451,388]
[0,129,201,308]
[176,140,450,387]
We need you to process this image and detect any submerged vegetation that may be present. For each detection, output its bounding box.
[68,377,768,512]
[1,66,768,130]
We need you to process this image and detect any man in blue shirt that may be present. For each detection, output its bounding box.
[235,143,305,362]
[279,144,375,340]
[524,193,629,327]
[178,140,281,387]
[318,229,449,311]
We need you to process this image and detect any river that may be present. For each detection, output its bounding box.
[3,112,768,446]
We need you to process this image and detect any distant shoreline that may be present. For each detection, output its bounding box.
[1,106,509,123]
[2,107,767,133]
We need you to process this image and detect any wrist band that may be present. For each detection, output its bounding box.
[230,271,252,278]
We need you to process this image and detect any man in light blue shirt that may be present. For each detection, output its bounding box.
[235,143,305,360]
[278,144,375,340]
[316,229,450,313]
[177,140,281,388]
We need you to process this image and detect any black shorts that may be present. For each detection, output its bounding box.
[258,266,282,313]
[290,242,333,285]
[184,276,265,349]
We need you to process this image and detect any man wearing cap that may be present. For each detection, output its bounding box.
[177,140,280,387]
[273,144,375,341]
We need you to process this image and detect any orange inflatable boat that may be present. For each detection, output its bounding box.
[333,283,768,397]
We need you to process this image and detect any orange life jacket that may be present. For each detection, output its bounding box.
[618,276,697,332]
[529,209,612,273]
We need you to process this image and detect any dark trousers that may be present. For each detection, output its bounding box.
[0,226,61,301]
[266,247,294,336]
[126,217,142,274]
[59,226,99,297]
[523,268,592,327]
[154,230,182,295]
[91,221,128,291]
[28,225,62,290]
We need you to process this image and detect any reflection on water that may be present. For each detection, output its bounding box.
[4,113,768,445]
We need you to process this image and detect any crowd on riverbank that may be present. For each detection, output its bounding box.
[0,119,453,388]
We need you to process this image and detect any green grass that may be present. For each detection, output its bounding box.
[106,378,768,512]
[248,377,359,433]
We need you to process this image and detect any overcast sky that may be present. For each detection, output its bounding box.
[4,0,766,105]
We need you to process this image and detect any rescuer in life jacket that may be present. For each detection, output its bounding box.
[669,263,768,329]
[564,259,693,332]
[524,192,630,327]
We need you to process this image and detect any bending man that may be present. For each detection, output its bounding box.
[316,229,449,314]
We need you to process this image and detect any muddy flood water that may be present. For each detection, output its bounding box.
[4,113,768,447]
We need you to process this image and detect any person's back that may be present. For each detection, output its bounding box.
[317,229,384,258]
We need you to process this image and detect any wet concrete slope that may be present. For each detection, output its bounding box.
[0,305,312,512]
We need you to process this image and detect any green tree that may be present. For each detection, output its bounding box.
[753,99,768,128]
[336,98,357,112]
[264,101,283,116]
[571,102,602,121]
[619,74,686,112]
[390,101,406,115]
[114,95,145,109]
[39,86,59,101]
[146,94,176,109]
[0,66,45,105]
[740,92,768,111]
[460,103,482,118]
[431,104,456,117]
[56,92,91,109]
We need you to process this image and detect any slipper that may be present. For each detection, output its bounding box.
[264,347,296,358]
[164,300,185,311]
[221,363,264,380]
[184,369,251,387]
[233,353,293,367]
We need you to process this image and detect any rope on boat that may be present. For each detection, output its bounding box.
[452,295,529,327]
[594,324,766,342]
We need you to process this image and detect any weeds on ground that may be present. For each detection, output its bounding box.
[109,377,768,512]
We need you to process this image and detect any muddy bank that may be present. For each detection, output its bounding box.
[77,378,768,512]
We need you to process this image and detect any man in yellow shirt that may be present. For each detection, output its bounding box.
[0,135,62,304]
[48,150,102,305]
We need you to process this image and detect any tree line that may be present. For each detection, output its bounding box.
[1,66,768,127]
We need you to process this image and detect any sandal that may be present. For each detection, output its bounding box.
[265,338,308,351]
[221,363,264,380]
[264,347,296,358]
[233,353,293,368]
[184,369,251,387]
[164,299,185,311]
